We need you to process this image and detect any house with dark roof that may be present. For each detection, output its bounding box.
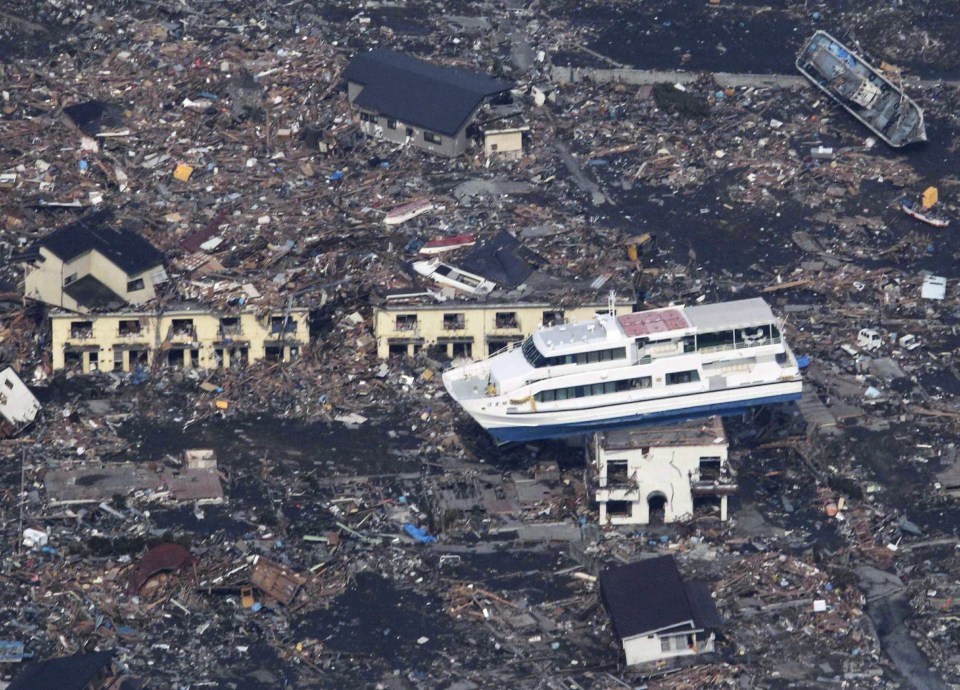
[600,555,722,666]
[21,210,167,313]
[343,49,514,157]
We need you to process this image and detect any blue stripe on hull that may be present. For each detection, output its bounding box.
[487,393,802,444]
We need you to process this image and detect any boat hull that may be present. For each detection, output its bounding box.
[454,379,803,443]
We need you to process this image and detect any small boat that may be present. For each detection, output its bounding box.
[412,259,495,296]
[442,297,802,443]
[901,186,949,228]
[384,198,434,226]
[418,233,478,255]
[796,30,926,147]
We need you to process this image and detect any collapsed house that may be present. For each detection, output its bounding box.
[600,555,722,666]
[0,366,40,437]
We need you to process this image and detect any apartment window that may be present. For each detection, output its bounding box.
[495,312,519,329]
[126,278,145,292]
[666,370,700,385]
[270,316,297,334]
[171,318,194,336]
[405,126,414,137]
[220,317,241,336]
[607,460,629,483]
[4,379,13,390]
[490,143,498,152]
[118,319,142,336]
[64,273,78,286]
[360,111,377,123]
[699,457,722,482]
[70,321,93,339]
[395,314,417,331]
[607,501,632,517]
[424,131,442,145]
[443,313,465,330]
[542,310,564,327]
[387,119,397,130]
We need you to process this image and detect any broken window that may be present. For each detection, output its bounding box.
[542,310,564,327]
[270,316,297,334]
[405,126,414,137]
[171,319,195,337]
[606,500,632,517]
[64,273,78,286]
[70,321,93,339]
[606,460,629,484]
[495,312,518,329]
[219,317,241,336]
[698,457,722,482]
[126,278,145,292]
[167,349,184,367]
[443,313,465,330]
[65,351,82,370]
[424,131,442,145]
[395,314,417,331]
[451,341,472,358]
[389,343,409,357]
[387,118,397,130]
[360,111,376,123]
[265,345,284,362]
[118,319,141,336]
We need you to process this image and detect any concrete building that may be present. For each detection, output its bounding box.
[0,366,40,437]
[373,298,632,360]
[21,210,167,313]
[480,112,529,160]
[590,417,736,525]
[343,49,514,157]
[600,556,722,667]
[50,305,309,373]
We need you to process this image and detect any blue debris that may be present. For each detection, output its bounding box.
[404,523,437,544]
[796,355,811,369]
[329,170,344,181]
[131,364,149,385]
[251,602,263,612]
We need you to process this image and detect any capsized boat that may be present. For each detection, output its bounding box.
[796,30,926,147]
[901,186,949,228]
[418,233,478,255]
[442,297,802,443]
[412,258,495,296]
[384,198,434,226]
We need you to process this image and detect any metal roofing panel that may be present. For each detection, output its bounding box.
[617,308,690,338]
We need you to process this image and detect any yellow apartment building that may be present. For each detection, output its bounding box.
[50,306,309,373]
[373,299,633,359]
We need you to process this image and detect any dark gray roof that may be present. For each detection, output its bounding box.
[8,650,114,690]
[460,230,544,288]
[343,49,514,136]
[600,556,722,639]
[33,210,164,276]
[63,274,126,310]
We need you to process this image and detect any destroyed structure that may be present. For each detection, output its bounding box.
[2,0,960,688]
[600,555,723,666]
[344,49,515,157]
[591,416,735,525]
[0,366,40,438]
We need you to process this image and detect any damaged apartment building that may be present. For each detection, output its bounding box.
[589,416,737,525]
[344,48,519,158]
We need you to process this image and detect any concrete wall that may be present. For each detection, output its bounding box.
[595,439,728,525]
[374,302,632,359]
[51,308,310,373]
[359,111,467,157]
[484,129,524,159]
[622,631,714,666]
[25,247,162,312]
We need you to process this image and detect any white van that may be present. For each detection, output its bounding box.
[857,328,882,351]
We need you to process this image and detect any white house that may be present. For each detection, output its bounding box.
[600,555,722,667]
[590,416,736,525]
[0,366,40,437]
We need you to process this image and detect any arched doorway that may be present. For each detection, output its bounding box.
[647,492,667,526]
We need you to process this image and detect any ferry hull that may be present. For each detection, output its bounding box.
[483,391,801,443]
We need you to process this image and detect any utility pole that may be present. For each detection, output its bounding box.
[17,447,25,555]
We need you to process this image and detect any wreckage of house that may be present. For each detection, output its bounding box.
[344,48,515,157]
[590,416,736,525]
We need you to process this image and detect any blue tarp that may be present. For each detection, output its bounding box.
[404,523,437,544]
[796,355,811,369]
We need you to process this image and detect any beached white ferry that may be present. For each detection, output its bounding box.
[442,297,802,443]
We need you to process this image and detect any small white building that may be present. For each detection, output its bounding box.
[590,417,736,525]
[600,555,722,667]
[0,366,40,437]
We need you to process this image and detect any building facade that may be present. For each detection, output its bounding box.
[50,307,309,373]
[590,417,736,525]
[373,300,633,360]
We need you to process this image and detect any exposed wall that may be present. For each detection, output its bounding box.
[374,302,632,359]
[622,631,714,666]
[51,309,310,373]
[484,130,524,159]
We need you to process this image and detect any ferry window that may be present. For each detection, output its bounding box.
[574,386,586,398]
[495,312,519,329]
[682,335,695,353]
[588,350,600,364]
[617,376,651,391]
[604,382,617,394]
[521,337,547,368]
[556,388,570,401]
[666,370,700,385]
[535,389,555,403]
[697,331,735,351]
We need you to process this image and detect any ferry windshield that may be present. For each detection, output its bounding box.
[521,336,546,367]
